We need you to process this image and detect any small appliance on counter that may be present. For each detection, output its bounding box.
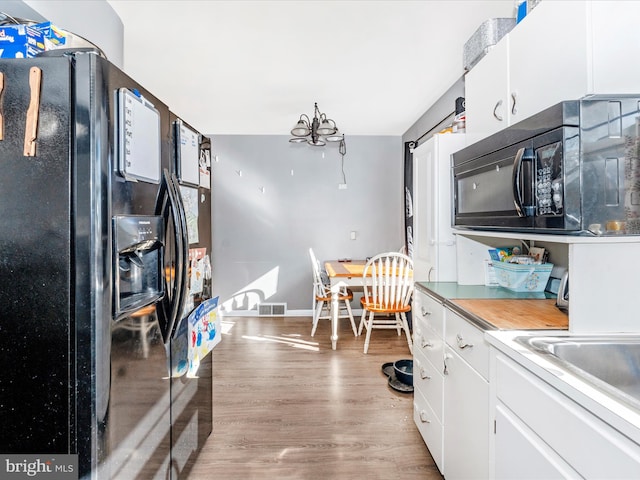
[556,271,569,312]
[545,266,569,312]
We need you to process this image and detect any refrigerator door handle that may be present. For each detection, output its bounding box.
[168,171,190,339]
[155,168,189,343]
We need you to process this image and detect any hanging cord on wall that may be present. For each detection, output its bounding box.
[339,135,347,184]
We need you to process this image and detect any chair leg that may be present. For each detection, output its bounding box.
[363,311,375,354]
[344,299,357,336]
[400,312,413,354]
[395,312,402,336]
[140,314,150,359]
[311,295,317,324]
[311,300,324,336]
[358,309,367,336]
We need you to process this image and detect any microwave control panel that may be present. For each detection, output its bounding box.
[536,142,563,216]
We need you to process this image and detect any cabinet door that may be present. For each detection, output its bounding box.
[412,135,464,281]
[495,404,580,479]
[414,389,444,473]
[443,345,489,479]
[465,37,509,138]
[508,0,589,124]
[591,1,640,93]
[412,140,435,281]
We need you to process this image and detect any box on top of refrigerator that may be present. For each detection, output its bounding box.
[33,21,67,47]
[0,24,45,58]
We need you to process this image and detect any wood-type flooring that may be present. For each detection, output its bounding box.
[187,315,443,479]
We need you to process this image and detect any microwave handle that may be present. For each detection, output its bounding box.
[512,147,534,217]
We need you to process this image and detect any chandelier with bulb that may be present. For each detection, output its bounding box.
[289,102,344,146]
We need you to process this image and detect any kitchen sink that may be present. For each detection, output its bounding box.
[514,335,640,411]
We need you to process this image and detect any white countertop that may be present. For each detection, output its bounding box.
[486,329,640,446]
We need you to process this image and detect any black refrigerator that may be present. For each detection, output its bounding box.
[0,51,213,479]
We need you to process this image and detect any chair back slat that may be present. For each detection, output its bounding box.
[309,248,328,297]
[363,252,414,310]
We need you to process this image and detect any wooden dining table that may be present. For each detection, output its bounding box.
[324,260,367,287]
[324,260,368,350]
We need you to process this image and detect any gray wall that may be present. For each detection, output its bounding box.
[210,135,403,313]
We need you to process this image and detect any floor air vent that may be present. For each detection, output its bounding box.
[257,303,287,316]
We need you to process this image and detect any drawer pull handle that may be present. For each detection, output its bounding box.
[493,99,504,121]
[419,411,431,424]
[456,333,473,350]
[420,367,431,380]
[420,307,431,317]
[421,337,433,349]
[443,353,452,375]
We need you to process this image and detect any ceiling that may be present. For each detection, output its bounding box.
[106,1,515,137]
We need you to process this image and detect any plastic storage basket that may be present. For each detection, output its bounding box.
[492,262,553,292]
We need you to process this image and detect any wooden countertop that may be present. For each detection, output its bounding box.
[451,298,569,330]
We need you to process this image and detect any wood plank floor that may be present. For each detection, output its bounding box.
[187,315,443,479]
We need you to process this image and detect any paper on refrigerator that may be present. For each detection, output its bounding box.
[168,296,221,377]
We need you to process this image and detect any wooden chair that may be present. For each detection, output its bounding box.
[359,252,414,354]
[309,248,357,337]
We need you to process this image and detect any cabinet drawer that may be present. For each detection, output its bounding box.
[413,351,444,423]
[414,388,444,473]
[414,290,444,337]
[445,308,489,379]
[495,403,581,479]
[413,317,444,371]
[496,353,640,478]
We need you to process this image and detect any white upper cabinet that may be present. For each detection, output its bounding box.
[507,1,589,125]
[465,0,640,139]
[590,1,640,93]
[464,36,510,138]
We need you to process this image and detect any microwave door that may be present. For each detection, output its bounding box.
[453,141,535,230]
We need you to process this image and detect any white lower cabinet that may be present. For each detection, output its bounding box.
[413,289,445,472]
[494,404,580,479]
[443,343,489,479]
[413,387,444,472]
[413,288,490,479]
[491,350,640,479]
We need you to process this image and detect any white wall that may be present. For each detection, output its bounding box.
[211,134,403,313]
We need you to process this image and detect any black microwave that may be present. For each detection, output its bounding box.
[452,96,640,235]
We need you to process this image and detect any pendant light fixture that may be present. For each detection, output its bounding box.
[289,102,344,146]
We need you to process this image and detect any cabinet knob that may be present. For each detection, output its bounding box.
[420,307,431,317]
[420,367,431,380]
[511,91,518,115]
